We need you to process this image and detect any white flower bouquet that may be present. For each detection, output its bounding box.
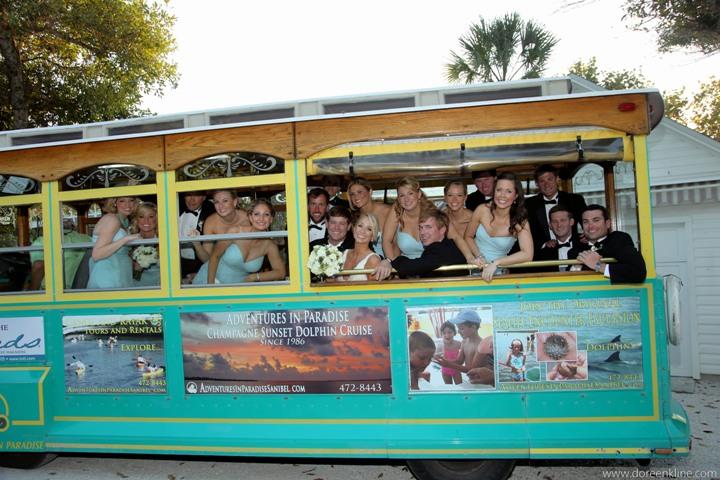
[307,244,343,279]
[132,245,159,269]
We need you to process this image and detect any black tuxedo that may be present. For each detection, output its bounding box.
[568,231,646,284]
[535,235,579,272]
[180,200,215,277]
[391,237,467,278]
[525,191,587,257]
[309,235,355,253]
[466,191,491,212]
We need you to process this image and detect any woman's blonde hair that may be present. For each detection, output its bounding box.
[393,177,436,227]
[353,213,380,244]
[129,202,158,235]
[347,178,373,212]
[101,196,137,214]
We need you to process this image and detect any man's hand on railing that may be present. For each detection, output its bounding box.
[371,259,393,281]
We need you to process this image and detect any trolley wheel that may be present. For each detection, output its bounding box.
[636,458,652,467]
[407,459,515,480]
[0,453,56,469]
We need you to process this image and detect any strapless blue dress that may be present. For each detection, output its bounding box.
[475,224,516,262]
[396,229,424,259]
[193,243,264,284]
[133,263,160,288]
[87,229,133,289]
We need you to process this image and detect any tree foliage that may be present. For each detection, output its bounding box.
[624,0,720,54]
[567,58,718,140]
[568,57,650,89]
[446,12,558,84]
[0,0,178,130]
[691,76,720,140]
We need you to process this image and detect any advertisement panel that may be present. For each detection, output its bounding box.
[407,296,643,393]
[181,307,391,394]
[0,316,45,362]
[63,314,166,394]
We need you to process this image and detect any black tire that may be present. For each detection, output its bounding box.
[0,453,57,469]
[407,459,515,480]
[636,458,652,467]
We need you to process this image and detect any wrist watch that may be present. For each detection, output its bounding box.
[594,262,603,272]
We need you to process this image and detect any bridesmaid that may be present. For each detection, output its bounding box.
[187,189,248,273]
[199,199,286,284]
[347,178,391,256]
[130,202,160,287]
[87,196,139,289]
[464,172,533,282]
[382,177,435,260]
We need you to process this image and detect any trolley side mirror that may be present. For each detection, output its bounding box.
[663,274,683,346]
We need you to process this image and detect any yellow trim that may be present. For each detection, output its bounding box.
[43,442,655,456]
[166,172,182,295]
[648,288,659,421]
[285,160,304,292]
[622,136,635,161]
[308,128,628,162]
[54,414,659,425]
[174,173,287,192]
[0,282,653,311]
[530,448,651,455]
[0,366,49,427]
[155,171,171,297]
[633,135,656,279]
[0,193,42,207]
[48,181,62,299]
[57,184,157,202]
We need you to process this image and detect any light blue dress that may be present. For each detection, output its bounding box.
[396,229,424,259]
[193,243,264,284]
[87,228,133,289]
[373,233,384,258]
[133,263,160,288]
[474,224,516,262]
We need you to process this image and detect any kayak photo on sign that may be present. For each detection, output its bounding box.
[181,307,390,394]
[62,314,166,394]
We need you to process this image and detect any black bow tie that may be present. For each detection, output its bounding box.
[309,224,324,230]
[544,199,557,205]
[181,209,199,216]
[557,241,572,248]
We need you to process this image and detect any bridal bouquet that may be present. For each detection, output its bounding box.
[307,244,342,279]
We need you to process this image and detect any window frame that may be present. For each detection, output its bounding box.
[0,186,48,300]
[169,169,301,297]
[55,176,168,301]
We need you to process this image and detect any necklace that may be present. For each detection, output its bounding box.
[219,210,239,225]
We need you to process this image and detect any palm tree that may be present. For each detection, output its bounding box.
[446,12,559,84]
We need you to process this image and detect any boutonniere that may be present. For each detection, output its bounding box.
[590,243,602,253]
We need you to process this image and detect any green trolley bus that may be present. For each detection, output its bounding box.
[0,87,689,480]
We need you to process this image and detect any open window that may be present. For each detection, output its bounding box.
[0,174,42,294]
[175,152,291,289]
[59,164,160,292]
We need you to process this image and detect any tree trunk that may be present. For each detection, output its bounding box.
[0,6,30,130]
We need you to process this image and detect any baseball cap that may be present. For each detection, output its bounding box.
[450,309,481,325]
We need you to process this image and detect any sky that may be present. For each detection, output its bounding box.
[140,0,719,116]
